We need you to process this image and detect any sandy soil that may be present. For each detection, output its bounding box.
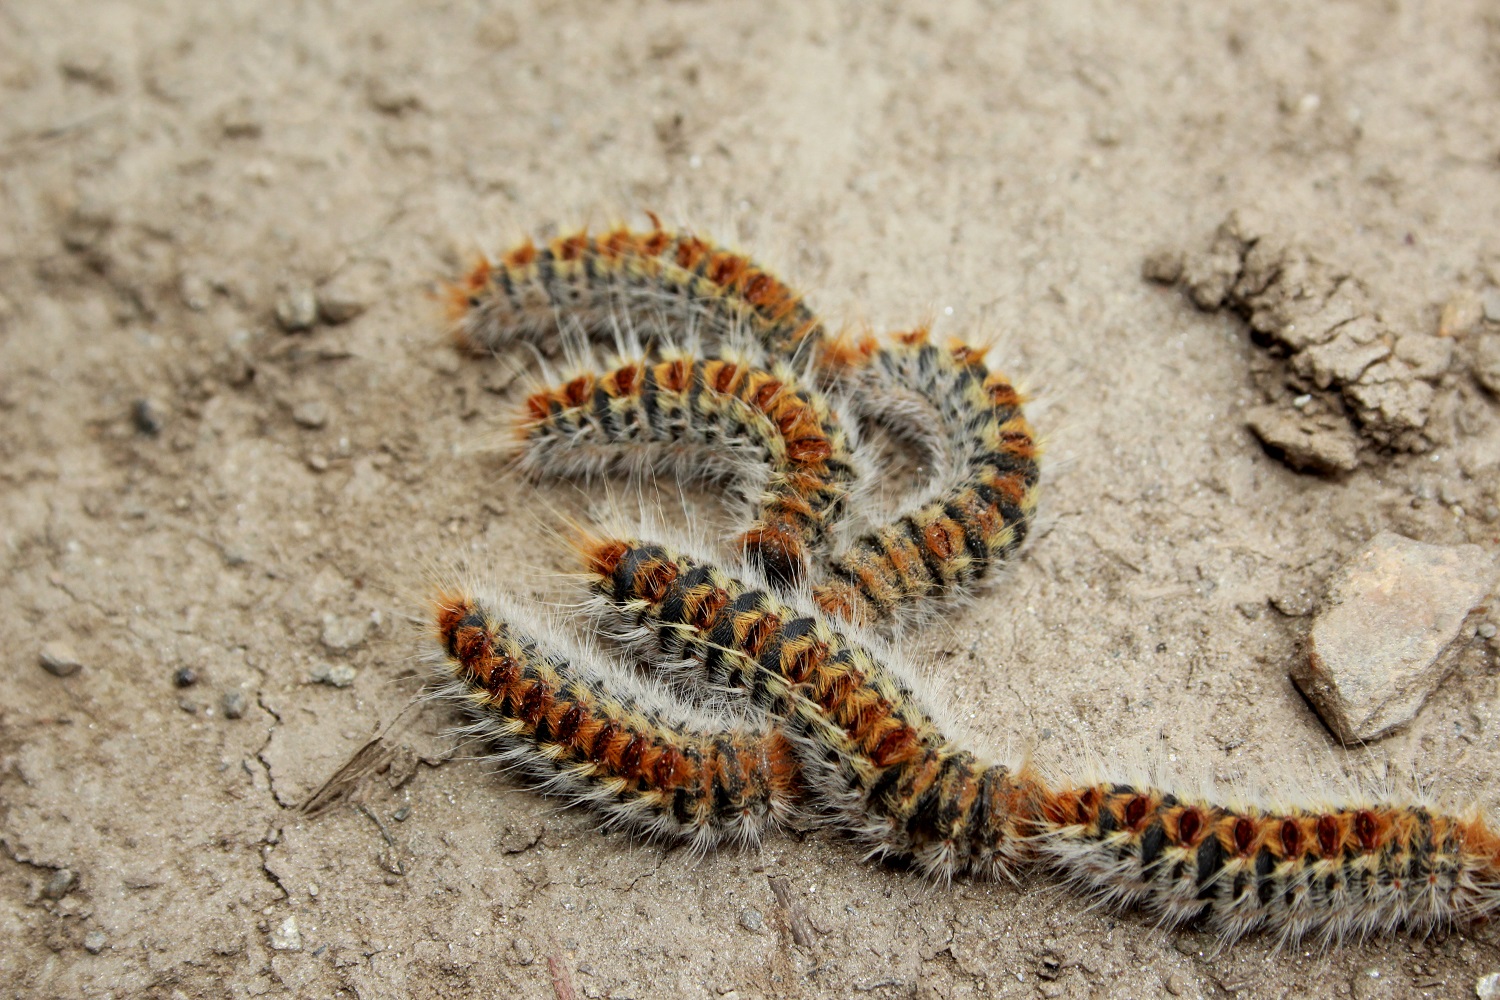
[3,2,1500,998]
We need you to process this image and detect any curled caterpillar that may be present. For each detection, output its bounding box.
[427,220,1500,945]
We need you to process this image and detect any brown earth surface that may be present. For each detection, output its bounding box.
[3,2,1500,998]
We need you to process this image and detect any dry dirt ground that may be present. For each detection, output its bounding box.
[4,2,1500,998]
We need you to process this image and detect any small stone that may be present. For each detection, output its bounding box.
[497,821,543,854]
[132,398,165,435]
[1479,623,1498,639]
[306,454,329,472]
[178,697,199,714]
[1245,404,1359,474]
[316,281,370,325]
[275,287,318,332]
[83,930,107,954]
[42,868,76,899]
[178,272,212,310]
[1439,291,1483,338]
[292,400,329,429]
[477,10,520,49]
[738,908,765,933]
[1476,971,1500,1000]
[217,98,264,139]
[1292,531,1500,743]
[311,663,357,688]
[512,935,536,966]
[320,614,371,652]
[1483,289,1500,323]
[1473,332,1500,396]
[268,914,302,951]
[1164,973,1186,997]
[173,666,199,688]
[39,642,82,677]
[222,689,249,719]
[1141,249,1183,285]
[367,73,422,114]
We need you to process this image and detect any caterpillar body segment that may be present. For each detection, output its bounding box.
[812,331,1042,628]
[1035,783,1500,944]
[429,587,799,847]
[516,351,862,588]
[580,537,1040,880]
[451,223,825,362]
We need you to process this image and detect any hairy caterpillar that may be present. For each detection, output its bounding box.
[426,220,1500,944]
[429,586,799,849]
[571,534,1500,943]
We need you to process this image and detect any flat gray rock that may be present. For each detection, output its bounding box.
[1292,531,1498,743]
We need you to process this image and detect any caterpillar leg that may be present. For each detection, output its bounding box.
[429,585,800,848]
[450,222,825,361]
[516,351,861,589]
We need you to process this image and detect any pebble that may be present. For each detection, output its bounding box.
[311,663,357,688]
[1477,971,1500,1000]
[275,287,318,332]
[320,613,371,652]
[132,398,165,435]
[83,930,107,954]
[1439,291,1483,338]
[1474,332,1500,397]
[1483,289,1500,324]
[738,908,765,933]
[292,400,329,429]
[1292,531,1499,742]
[316,281,370,324]
[42,868,76,900]
[1480,623,1498,639]
[39,642,82,677]
[222,689,249,719]
[173,666,199,688]
[268,914,302,951]
[511,935,536,966]
[1164,973,1186,996]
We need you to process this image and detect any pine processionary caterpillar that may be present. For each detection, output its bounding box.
[515,349,861,588]
[424,220,1500,944]
[450,219,824,361]
[429,587,799,848]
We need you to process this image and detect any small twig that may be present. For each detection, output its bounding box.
[767,875,815,949]
[547,952,578,1000]
[356,803,396,846]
